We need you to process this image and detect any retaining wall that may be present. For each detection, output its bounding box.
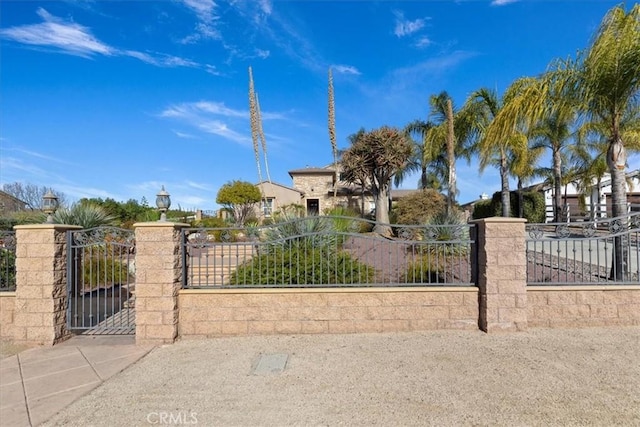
[178,287,479,338]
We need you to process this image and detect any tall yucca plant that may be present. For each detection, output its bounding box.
[248,66,264,186]
[328,68,338,198]
[255,93,271,183]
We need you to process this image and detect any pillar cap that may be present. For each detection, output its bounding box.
[133,221,190,229]
[469,217,527,224]
[14,224,82,231]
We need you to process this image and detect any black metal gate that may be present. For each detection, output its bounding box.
[67,227,136,334]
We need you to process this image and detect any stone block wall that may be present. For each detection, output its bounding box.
[11,224,80,345]
[178,288,479,338]
[527,286,640,327]
[473,218,528,332]
[134,222,188,345]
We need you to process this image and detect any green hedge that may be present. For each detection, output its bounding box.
[473,190,545,223]
[230,246,375,285]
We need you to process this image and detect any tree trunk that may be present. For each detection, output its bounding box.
[500,152,510,217]
[420,166,427,190]
[446,98,456,214]
[517,179,524,218]
[553,147,563,223]
[373,185,392,237]
[607,137,628,281]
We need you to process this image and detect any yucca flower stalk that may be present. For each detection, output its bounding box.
[328,68,338,198]
[256,93,271,183]
[248,66,264,186]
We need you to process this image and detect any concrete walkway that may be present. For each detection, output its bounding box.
[0,336,152,427]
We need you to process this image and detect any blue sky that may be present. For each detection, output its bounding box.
[1,0,637,211]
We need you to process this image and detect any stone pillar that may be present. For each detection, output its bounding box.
[13,224,81,346]
[472,218,528,332]
[134,221,188,345]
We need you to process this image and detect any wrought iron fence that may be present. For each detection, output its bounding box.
[182,216,476,288]
[526,212,640,285]
[67,227,136,334]
[0,231,16,291]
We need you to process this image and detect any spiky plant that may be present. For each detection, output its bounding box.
[328,68,338,198]
[53,203,117,229]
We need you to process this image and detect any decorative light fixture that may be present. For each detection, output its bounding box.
[42,190,59,224]
[156,186,171,222]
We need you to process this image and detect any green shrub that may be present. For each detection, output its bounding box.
[191,217,225,228]
[485,191,545,223]
[392,189,447,225]
[230,246,375,285]
[82,255,132,290]
[472,199,493,219]
[401,257,444,284]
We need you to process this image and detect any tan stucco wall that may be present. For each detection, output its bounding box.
[291,174,373,214]
[0,292,16,340]
[527,286,640,328]
[178,287,479,338]
[256,182,303,217]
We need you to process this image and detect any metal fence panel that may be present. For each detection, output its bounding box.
[526,212,640,285]
[0,231,16,291]
[182,216,476,289]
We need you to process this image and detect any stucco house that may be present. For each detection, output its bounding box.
[250,165,424,220]
[0,190,29,215]
[531,169,640,221]
[255,181,304,219]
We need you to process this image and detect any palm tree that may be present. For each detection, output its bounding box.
[529,109,576,222]
[427,92,477,213]
[401,120,442,190]
[467,84,534,217]
[508,143,545,218]
[577,4,640,279]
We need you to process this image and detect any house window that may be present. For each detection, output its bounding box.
[262,198,274,217]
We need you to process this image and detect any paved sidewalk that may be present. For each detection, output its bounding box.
[0,336,153,427]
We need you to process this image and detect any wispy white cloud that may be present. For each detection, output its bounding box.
[490,0,519,6]
[186,180,213,191]
[389,50,478,86]
[183,0,217,23]
[160,100,287,145]
[160,102,250,145]
[415,36,433,48]
[179,0,221,44]
[1,8,218,73]
[393,11,428,38]
[332,65,361,76]
[0,7,112,57]
[258,0,272,16]
[172,130,197,139]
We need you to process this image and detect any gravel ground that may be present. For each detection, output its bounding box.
[44,327,640,427]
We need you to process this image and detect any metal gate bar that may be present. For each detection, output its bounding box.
[67,227,136,334]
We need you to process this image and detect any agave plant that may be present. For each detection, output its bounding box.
[53,203,117,229]
[263,212,337,252]
[421,211,471,256]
